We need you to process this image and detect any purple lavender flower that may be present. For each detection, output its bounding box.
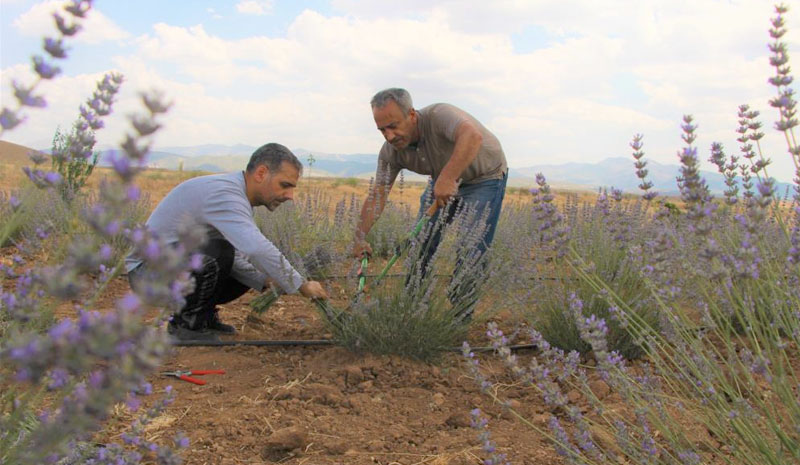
[43,37,67,59]
[13,82,47,108]
[470,409,510,465]
[64,0,92,19]
[54,13,81,36]
[0,107,23,130]
[32,55,61,79]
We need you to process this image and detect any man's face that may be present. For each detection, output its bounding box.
[254,161,299,211]
[373,100,418,150]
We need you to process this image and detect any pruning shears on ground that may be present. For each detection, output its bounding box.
[356,202,439,297]
[161,369,226,385]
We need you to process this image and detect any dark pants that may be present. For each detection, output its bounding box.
[411,172,507,313]
[129,239,249,329]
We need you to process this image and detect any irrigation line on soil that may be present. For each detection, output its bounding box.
[172,339,538,352]
[319,273,570,281]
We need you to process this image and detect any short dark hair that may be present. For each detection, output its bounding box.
[370,88,413,115]
[246,143,303,174]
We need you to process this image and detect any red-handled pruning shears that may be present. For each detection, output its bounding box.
[161,369,226,385]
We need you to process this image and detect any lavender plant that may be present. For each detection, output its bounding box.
[465,4,800,465]
[1,2,197,463]
[255,187,351,277]
[511,173,656,358]
[51,72,123,201]
[365,199,415,258]
[332,199,513,361]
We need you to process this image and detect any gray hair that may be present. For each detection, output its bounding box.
[246,143,303,174]
[370,88,414,115]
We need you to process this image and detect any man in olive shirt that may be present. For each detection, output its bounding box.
[351,88,507,320]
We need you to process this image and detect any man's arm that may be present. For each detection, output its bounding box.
[433,120,483,206]
[352,161,397,257]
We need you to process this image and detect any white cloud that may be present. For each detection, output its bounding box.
[207,8,223,20]
[12,0,129,44]
[236,1,273,16]
[0,63,134,149]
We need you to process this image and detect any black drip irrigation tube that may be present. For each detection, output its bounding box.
[173,339,538,353]
[316,272,570,281]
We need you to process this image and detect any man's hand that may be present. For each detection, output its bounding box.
[433,175,458,207]
[351,238,373,259]
[299,280,329,299]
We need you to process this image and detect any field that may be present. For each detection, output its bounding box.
[1,145,581,464]
[4,127,800,464]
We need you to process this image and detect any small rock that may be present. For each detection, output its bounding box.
[388,423,412,440]
[500,399,522,420]
[300,383,341,402]
[358,380,374,390]
[261,426,307,461]
[533,413,550,425]
[323,439,349,455]
[589,380,611,400]
[432,393,446,406]
[366,439,385,451]
[567,389,582,403]
[341,365,365,385]
[444,412,472,428]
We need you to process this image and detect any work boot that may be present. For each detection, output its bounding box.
[167,320,220,343]
[205,309,236,334]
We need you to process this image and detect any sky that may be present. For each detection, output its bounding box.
[1,0,800,182]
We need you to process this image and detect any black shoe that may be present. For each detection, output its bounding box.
[167,320,220,342]
[205,309,236,334]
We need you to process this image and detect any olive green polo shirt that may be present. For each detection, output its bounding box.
[376,103,507,186]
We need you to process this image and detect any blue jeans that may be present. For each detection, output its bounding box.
[412,172,507,314]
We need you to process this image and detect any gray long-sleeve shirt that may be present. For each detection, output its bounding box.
[125,171,304,293]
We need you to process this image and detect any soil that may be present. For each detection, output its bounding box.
[1,154,575,464]
[64,276,569,465]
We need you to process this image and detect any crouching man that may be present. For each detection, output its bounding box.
[126,143,328,342]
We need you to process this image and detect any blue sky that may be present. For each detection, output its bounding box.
[2,0,799,182]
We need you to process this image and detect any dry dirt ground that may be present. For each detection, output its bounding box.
[80,276,570,465]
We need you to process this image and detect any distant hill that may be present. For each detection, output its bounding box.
[0,140,48,166]
[98,146,383,178]
[125,144,794,195]
[157,143,256,157]
[513,157,795,196]
[7,140,793,195]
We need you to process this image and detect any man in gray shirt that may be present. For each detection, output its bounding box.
[127,143,328,341]
[351,88,507,321]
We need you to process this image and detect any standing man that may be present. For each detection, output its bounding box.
[127,143,328,342]
[351,88,507,320]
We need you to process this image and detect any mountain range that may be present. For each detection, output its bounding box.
[102,144,793,195]
[2,139,791,195]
